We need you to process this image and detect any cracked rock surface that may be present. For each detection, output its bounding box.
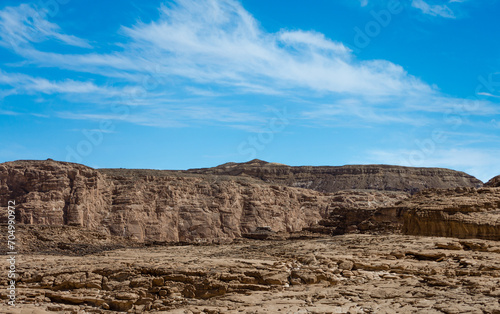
[1,234,500,313]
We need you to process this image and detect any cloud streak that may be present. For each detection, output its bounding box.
[0,0,496,131]
[1,0,433,99]
[0,69,114,96]
[0,3,91,49]
[120,0,433,98]
[411,0,457,18]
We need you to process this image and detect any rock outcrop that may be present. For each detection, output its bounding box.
[0,159,493,246]
[304,190,407,235]
[401,187,500,240]
[344,186,500,240]
[187,159,483,193]
[0,160,330,244]
[1,160,498,313]
[352,187,500,240]
[485,175,500,187]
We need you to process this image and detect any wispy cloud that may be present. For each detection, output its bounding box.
[1,1,432,99]
[119,0,433,98]
[56,104,263,129]
[0,109,20,116]
[301,100,429,126]
[0,3,91,49]
[0,0,496,131]
[411,0,456,18]
[0,69,113,95]
[478,92,500,98]
[55,111,187,128]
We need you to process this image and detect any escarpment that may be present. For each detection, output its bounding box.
[187,159,482,193]
[400,187,500,240]
[1,159,497,247]
[0,160,332,243]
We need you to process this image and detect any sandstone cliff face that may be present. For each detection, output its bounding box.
[0,160,107,227]
[0,159,493,245]
[399,187,500,240]
[305,191,407,235]
[187,159,483,193]
[0,160,333,243]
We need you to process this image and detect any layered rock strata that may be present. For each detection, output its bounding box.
[0,160,329,243]
[356,185,500,240]
[401,187,500,240]
[485,175,500,187]
[187,159,483,193]
[304,190,407,235]
[0,159,494,245]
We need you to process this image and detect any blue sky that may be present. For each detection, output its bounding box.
[0,0,499,181]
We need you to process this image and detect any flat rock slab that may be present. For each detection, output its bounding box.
[1,234,499,313]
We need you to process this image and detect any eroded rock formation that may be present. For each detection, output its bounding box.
[304,190,407,235]
[1,160,500,313]
[485,175,500,187]
[0,160,330,243]
[401,187,500,240]
[353,185,500,241]
[187,159,483,193]
[1,159,497,246]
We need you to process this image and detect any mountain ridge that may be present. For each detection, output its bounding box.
[0,158,497,248]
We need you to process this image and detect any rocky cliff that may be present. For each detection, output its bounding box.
[0,159,493,246]
[1,160,498,313]
[187,159,483,193]
[400,187,500,240]
[0,160,330,243]
[304,190,407,235]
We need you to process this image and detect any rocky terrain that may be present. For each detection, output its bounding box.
[0,159,486,245]
[2,234,500,313]
[0,159,411,245]
[187,159,482,193]
[486,175,500,187]
[0,159,499,312]
[401,187,500,240]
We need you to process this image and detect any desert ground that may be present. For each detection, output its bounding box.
[1,233,500,313]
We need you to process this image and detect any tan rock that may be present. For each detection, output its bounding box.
[401,187,500,240]
[1,234,500,313]
[0,159,488,249]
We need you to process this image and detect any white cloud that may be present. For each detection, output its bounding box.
[0,0,433,100]
[0,0,496,132]
[0,3,91,49]
[478,92,500,98]
[0,69,111,95]
[117,0,433,98]
[301,100,429,126]
[278,30,351,55]
[56,104,263,129]
[0,109,20,116]
[411,0,456,18]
